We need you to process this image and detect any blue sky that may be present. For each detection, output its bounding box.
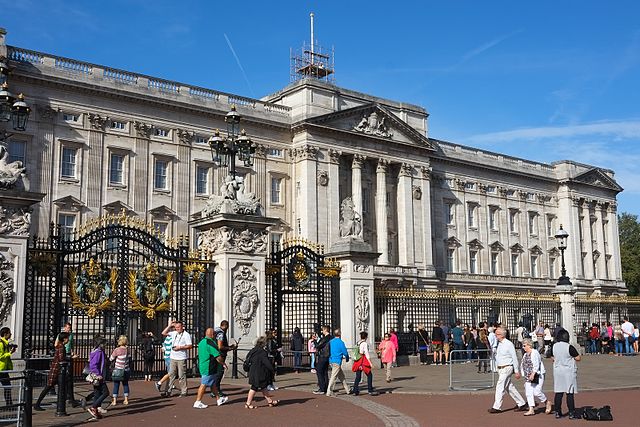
[3,1,639,215]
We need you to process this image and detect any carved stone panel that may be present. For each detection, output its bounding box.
[0,252,15,323]
[197,226,268,255]
[232,265,259,336]
[354,286,370,333]
[0,206,31,236]
[317,170,329,186]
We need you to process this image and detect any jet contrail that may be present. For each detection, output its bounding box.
[224,33,255,98]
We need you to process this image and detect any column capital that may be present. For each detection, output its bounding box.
[420,166,431,180]
[328,149,341,164]
[399,163,413,178]
[175,128,194,145]
[36,104,57,122]
[376,158,390,173]
[352,154,366,169]
[291,144,318,161]
[606,201,617,214]
[254,144,268,158]
[134,121,153,139]
[87,113,108,131]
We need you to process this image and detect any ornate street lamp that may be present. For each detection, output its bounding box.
[0,83,31,134]
[208,105,255,179]
[555,225,572,287]
[0,58,9,86]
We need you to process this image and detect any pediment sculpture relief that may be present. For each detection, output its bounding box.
[353,112,393,139]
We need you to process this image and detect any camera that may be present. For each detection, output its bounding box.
[8,344,17,350]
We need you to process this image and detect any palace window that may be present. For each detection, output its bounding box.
[111,120,126,130]
[467,203,477,228]
[153,221,168,239]
[271,177,283,204]
[489,206,498,231]
[196,165,209,195]
[58,213,76,241]
[195,135,208,144]
[549,256,556,279]
[63,113,79,122]
[447,249,456,273]
[465,182,476,191]
[61,147,77,178]
[154,159,168,190]
[154,128,168,137]
[469,250,478,274]
[445,202,455,225]
[486,185,497,194]
[509,210,518,233]
[109,153,125,185]
[7,140,26,164]
[530,255,539,278]
[547,215,555,236]
[490,252,499,275]
[267,148,283,158]
[528,212,538,235]
[511,253,519,276]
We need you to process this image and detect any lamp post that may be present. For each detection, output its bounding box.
[555,225,572,287]
[208,105,255,180]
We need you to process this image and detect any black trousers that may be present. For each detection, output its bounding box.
[419,349,429,364]
[315,358,329,393]
[0,373,12,405]
[554,392,575,414]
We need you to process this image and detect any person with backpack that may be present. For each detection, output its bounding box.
[313,325,332,394]
[139,331,156,381]
[350,331,378,396]
[290,327,304,374]
[244,335,279,409]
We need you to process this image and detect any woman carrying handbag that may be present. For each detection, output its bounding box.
[87,336,110,419]
[109,335,131,406]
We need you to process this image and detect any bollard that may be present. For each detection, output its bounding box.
[231,348,238,379]
[55,362,68,417]
[24,370,34,427]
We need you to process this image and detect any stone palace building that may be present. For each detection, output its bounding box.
[0,28,629,347]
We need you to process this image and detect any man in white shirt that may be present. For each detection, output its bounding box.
[488,327,498,372]
[162,320,193,397]
[488,327,526,413]
[620,317,635,355]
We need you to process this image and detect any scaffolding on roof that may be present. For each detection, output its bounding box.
[290,13,335,83]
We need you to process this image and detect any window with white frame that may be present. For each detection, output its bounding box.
[270,232,282,252]
[511,253,519,276]
[110,120,126,130]
[465,182,476,191]
[489,206,498,231]
[507,189,516,197]
[61,147,77,178]
[267,148,283,158]
[549,256,556,279]
[547,215,555,236]
[153,221,168,239]
[490,252,499,275]
[528,212,538,235]
[271,177,283,204]
[7,140,26,164]
[486,185,497,194]
[467,203,477,228]
[109,153,125,185]
[445,202,455,225]
[446,248,456,273]
[509,209,518,233]
[154,128,168,137]
[154,159,169,190]
[58,213,76,241]
[526,192,535,201]
[530,255,539,277]
[195,165,209,195]
[469,250,478,274]
[195,135,208,145]
[63,113,79,122]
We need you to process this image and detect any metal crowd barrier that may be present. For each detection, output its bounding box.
[448,349,495,391]
[0,369,34,427]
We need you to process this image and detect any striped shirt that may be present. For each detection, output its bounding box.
[110,346,129,369]
[163,335,173,359]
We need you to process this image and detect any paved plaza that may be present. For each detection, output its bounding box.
[32,354,638,426]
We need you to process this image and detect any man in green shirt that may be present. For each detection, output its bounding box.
[193,328,227,409]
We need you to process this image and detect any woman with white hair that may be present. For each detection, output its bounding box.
[520,338,552,415]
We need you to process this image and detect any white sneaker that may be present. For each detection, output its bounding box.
[97,407,108,414]
[216,396,228,406]
[266,385,275,391]
[193,401,208,409]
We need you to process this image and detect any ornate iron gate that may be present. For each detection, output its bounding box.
[23,213,211,378]
[265,240,340,367]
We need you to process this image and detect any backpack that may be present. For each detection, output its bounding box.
[243,348,256,372]
[582,405,613,421]
[352,344,362,361]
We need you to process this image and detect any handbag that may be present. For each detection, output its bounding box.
[81,363,90,376]
[112,368,126,381]
[531,373,540,384]
[85,372,101,385]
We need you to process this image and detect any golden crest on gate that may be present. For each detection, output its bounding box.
[129,262,173,319]
[69,258,118,318]
[287,250,310,289]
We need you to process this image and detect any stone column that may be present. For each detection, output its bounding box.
[593,202,607,279]
[580,201,595,279]
[376,159,389,265]
[419,166,435,274]
[133,121,152,214]
[295,145,319,242]
[254,145,268,213]
[85,114,108,213]
[351,155,365,222]
[34,105,57,233]
[556,187,581,280]
[606,203,622,281]
[397,163,414,266]
[554,286,578,347]
[175,130,192,235]
[327,150,341,246]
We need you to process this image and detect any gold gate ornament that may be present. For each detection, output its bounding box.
[69,258,118,318]
[129,262,173,319]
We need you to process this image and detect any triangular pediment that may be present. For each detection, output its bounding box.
[468,238,484,250]
[296,103,436,150]
[510,243,524,253]
[445,236,462,247]
[53,195,85,211]
[572,168,623,193]
[490,241,505,252]
[103,200,134,214]
[529,245,543,255]
[149,205,176,219]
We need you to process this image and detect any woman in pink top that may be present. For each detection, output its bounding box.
[109,335,130,406]
[308,332,317,374]
[378,333,397,382]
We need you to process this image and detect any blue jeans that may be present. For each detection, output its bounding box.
[310,353,316,369]
[615,340,624,354]
[466,342,473,360]
[352,369,373,394]
[625,337,633,355]
[590,339,598,354]
[453,342,464,360]
[113,372,130,397]
[294,351,302,369]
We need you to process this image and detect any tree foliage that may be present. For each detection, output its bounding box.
[619,212,640,296]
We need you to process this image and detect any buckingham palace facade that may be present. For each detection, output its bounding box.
[0,30,627,337]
